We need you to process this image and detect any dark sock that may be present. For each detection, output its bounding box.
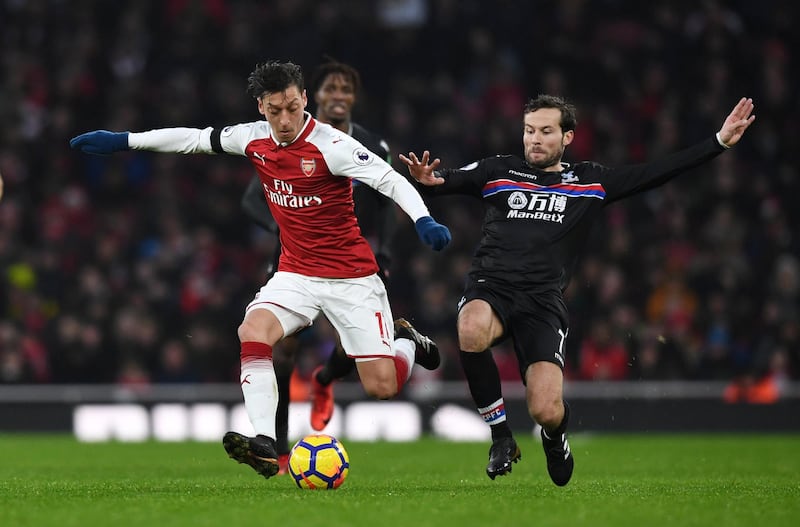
[543,400,570,438]
[316,343,355,385]
[273,362,292,456]
[459,350,512,440]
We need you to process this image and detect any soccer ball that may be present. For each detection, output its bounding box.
[288,433,350,489]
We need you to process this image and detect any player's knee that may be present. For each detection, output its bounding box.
[457,311,495,351]
[237,319,260,342]
[528,398,563,430]
[458,324,491,352]
[361,376,397,400]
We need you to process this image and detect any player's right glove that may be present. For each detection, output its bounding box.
[415,216,451,251]
[69,130,130,155]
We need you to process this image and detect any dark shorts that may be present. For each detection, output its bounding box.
[458,277,569,380]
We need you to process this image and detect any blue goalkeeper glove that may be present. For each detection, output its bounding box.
[69,130,130,155]
[415,216,451,251]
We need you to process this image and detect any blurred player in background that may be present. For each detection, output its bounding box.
[70,60,451,480]
[401,95,755,486]
[240,58,399,473]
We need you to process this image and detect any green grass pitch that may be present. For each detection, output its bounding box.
[1,434,797,527]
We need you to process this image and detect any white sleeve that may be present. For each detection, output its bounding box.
[322,136,431,222]
[128,127,215,154]
[369,171,431,222]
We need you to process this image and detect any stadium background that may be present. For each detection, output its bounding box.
[0,1,798,434]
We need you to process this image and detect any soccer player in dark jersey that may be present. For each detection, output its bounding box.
[240,59,398,473]
[400,95,755,486]
[70,60,452,480]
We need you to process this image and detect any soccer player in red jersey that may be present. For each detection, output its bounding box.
[240,59,411,474]
[70,60,450,479]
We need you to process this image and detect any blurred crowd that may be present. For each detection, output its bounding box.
[1,0,798,401]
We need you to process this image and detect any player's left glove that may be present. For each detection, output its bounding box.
[69,130,130,155]
[415,216,451,251]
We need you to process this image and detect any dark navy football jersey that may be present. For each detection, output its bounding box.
[422,136,726,294]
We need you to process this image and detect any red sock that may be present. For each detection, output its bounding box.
[392,356,409,393]
[241,341,272,365]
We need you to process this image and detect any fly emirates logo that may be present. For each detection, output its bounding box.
[263,179,323,209]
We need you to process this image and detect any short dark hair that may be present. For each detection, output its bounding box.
[310,57,362,95]
[524,94,577,132]
[246,61,305,99]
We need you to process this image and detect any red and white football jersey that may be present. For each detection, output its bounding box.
[129,114,430,278]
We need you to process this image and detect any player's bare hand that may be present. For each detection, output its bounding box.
[718,97,755,147]
[398,151,445,186]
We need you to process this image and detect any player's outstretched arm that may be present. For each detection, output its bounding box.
[717,97,755,147]
[72,127,217,155]
[399,151,445,186]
